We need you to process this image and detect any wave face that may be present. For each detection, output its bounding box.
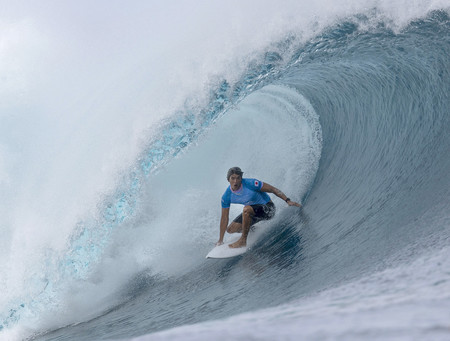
[1,3,449,341]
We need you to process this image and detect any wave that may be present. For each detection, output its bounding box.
[1,4,449,341]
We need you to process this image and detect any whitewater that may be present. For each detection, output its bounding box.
[1,1,449,340]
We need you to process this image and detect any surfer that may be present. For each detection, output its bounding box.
[217,167,302,248]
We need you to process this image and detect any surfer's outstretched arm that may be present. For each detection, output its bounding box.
[217,207,229,246]
[261,183,302,207]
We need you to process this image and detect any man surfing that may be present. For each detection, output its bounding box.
[217,167,302,249]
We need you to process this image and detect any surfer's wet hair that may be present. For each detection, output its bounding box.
[227,167,243,180]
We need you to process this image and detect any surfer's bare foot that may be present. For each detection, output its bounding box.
[229,239,246,248]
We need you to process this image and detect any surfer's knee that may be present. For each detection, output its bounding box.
[243,205,254,217]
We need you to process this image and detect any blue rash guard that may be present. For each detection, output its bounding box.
[221,178,271,208]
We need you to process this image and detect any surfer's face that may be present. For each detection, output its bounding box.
[229,174,242,191]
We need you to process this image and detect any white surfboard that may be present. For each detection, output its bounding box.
[206,234,248,259]
[206,229,263,259]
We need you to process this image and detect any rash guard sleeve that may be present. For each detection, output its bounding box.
[221,188,231,208]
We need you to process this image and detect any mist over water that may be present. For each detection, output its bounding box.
[1,1,449,340]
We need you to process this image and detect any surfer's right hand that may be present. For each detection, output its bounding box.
[215,241,224,246]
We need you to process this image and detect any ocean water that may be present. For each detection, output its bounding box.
[1,1,449,340]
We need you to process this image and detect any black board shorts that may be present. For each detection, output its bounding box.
[232,201,276,226]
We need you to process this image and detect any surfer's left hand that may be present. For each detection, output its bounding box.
[287,200,302,208]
